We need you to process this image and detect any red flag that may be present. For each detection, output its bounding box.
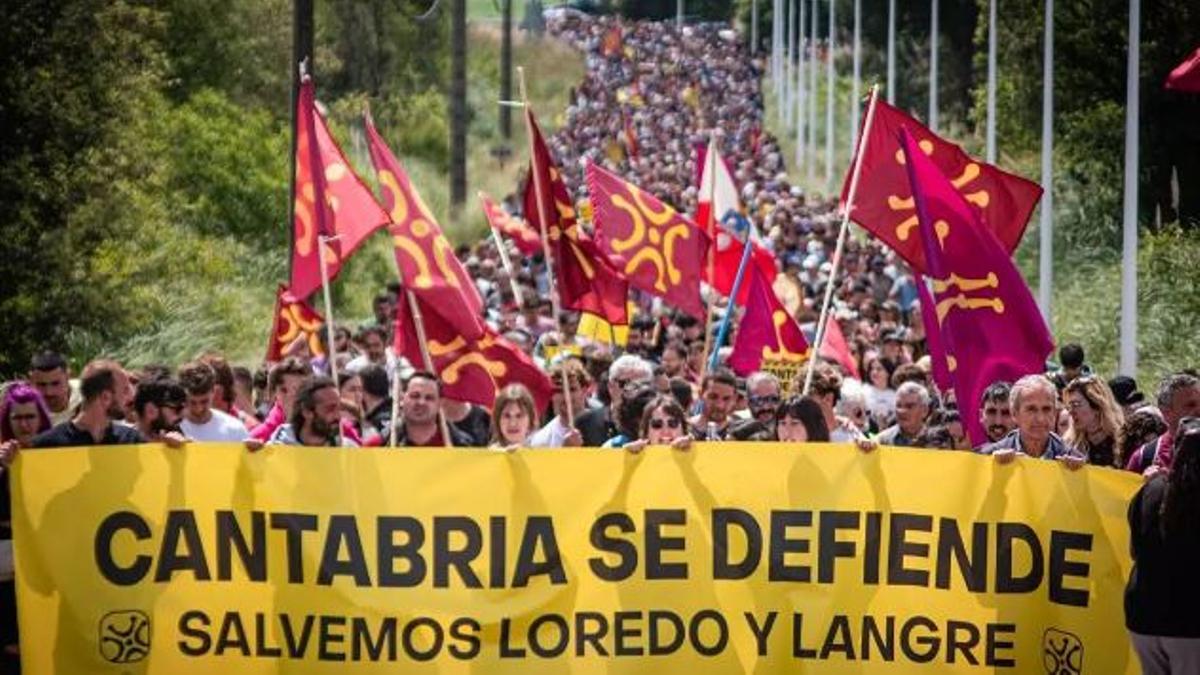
[602,26,623,57]
[365,113,485,340]
[479,192,542,257]
[819,315,860,379]
[290,79,390,301]
[1166,46,1200,92]
[523,109,628,324]
[266,285,325,362]
[729,267,810,376]
[695,139,777,304]
[395,294,554,413]
[587,162,709,319]
[901,128,1053,446]
[622,111,639,159]
[840,98,1042,273]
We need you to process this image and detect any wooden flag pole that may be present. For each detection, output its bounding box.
[317,234,345,447]
[403,288,455,447]
[697,135,720,386]
[518,66,575,425]
[804,84,880,395]
[482,196,526,308]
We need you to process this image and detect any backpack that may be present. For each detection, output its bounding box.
[1137,435,1163,473]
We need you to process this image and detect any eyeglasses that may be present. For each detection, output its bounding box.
[649,418,682,430]
[749,394,781,407]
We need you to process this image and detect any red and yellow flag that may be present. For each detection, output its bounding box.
[728,268,809,376]
[840,98,1042,273]
[479,192,542,257]
[522,109,628,325]
[587,161,709,320]
[265,285,325,363]
[395,293,554,413]
[365,113,485,340]
[290,78,390,301]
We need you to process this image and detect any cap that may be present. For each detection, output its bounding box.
[1108,375,1145,407]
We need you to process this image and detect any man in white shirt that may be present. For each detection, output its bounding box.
[527,359,588,448]
[177,361,249,442]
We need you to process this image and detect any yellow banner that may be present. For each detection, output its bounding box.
[12,443,1140,674]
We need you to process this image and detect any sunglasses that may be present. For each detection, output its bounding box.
[749,394,781,406]
[649,418,682,430]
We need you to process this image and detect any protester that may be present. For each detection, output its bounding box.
[602,383,659,449]
[1051,343,1092,391]
[1125,373,1200,476]
[268,377,358,447]
[27,351,78,426]
[529,358,588,448]
[489,384,537,450]
[576,354,653,446]
[862,355,897,431]
[729,371,780,440]
[177,361,250,442]
[1119,408,1169,471]
[345,325,400,382]
[0,383,52,449]
[130,377,187,442]
[443,399,492,447]
[774,396,830,443]
[621,395,693,453]
[391,372,474,447]
[795,362,863,442]
[978,381,1016,445]
[1110,374,1147,415]
[690,369,739,441]
[980,375,1085,468]
[250,358,311,442]
[31,360,143,448]
[876,381,929,447]
[358,364,394,441]
[1124,418,1200,673]
[1063,376,1125,467]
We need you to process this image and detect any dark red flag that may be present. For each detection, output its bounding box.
[587,161,709,319]
[523,109,628,324]
[266,285,325,362]
[479,192,542,257]
[840,98,1042,273]
[395,294,554,413]
[290,78,390,300]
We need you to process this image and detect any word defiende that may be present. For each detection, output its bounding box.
[95,508,1093,606]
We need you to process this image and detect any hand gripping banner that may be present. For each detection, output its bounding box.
[12,444,1139,674]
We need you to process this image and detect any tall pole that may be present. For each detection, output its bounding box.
[825,0,835,191]
[317,235,344,447]
[795,0,806,169]
[449,0,467,210]
[1038,0,1054,322]
[518,67,575,424]
[773,0,781,93]
[500,0,513,139]
[677,0,683,27]
[887,0,895,104]
[985,0,997,164]
[752,0,759,53]
[807,0,818,186]
[1120,0,1140,376]
[851,0,861,154]
[929,0,939,132]
[786,0,797,127]
[805,86,881,395]
[289,0,314,282]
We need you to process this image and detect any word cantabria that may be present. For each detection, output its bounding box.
[14,443,1140,674]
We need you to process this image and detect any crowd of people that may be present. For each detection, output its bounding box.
[0,13,1198,674]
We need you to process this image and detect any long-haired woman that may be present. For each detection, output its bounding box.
[1063,376,1125,467]
[1125,418,1200,673]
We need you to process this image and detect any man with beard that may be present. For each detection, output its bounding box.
[977,381,1016,447]
[32,359,144,447]
[729,372,782,441]
[268,378,358,447]
[131,377,187,441]
[27,350,79,426]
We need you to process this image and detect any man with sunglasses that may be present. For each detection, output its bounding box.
[131,377,187,441]
[575,354,654,447]
[730,372,782,441]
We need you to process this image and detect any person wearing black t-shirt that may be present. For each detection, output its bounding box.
[32,359,145,448]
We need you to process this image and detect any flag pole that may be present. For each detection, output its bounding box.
[317,234,345,447]
[518,66,575,425]
[402,288,455,447]
[804,84,880,395]
[698,136,720,385]
[707,224,755,373]
[1119,0,1139,376]
[482,198,526,308]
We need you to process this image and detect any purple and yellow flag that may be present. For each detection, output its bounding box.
[900,128,1053,446]
[587,161,709,320]
[728,267,810,377]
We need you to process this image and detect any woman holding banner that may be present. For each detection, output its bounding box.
[489,384,537,451]
[1125,417,1200,673]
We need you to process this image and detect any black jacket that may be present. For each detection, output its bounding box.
[1125,475,1200,636]
[574,407,616,447]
